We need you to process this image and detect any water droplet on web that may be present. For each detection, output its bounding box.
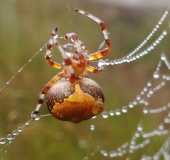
[161,53,166,60]
[163,30,167,35]
[137,124,143,131]
[39,48,43,51]
[135,132,140,137]
[92,116,96,119]
[7,134,13,141]
[122,106,128,113]
[115,109,121,115]
[0,138,6,144]
[109,110,114,116]
[104,59,110,65]
[18,69,22,73]
[98,59,105,68]
[90,125,95,131]
[143,107,148,114]
[25,122,29,125]
[34,115,40,121]
[164,117,170,123]
[147,82,152,87]
[110,151,117,157]
[129,103,134,108]
[102,111,108,118]
[83,156,89,160]
[12,130,19,136]
[153,71,159,78]
[159,124,164,130]
[17,127,22,132]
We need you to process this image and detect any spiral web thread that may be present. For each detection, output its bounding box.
[0,3,170,160]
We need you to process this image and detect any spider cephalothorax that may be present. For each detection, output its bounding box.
[31,8,111,123]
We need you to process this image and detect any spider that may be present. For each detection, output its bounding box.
[31,8,111,123]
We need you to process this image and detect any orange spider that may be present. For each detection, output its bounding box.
[31,9,111,123]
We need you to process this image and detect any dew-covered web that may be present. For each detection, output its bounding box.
[0,1,170,160]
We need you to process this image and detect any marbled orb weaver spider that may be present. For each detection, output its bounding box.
[31,8,111,123]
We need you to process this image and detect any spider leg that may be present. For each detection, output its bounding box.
[87,65,104,73]
[45,27,62,69]
[50,28,79,83]
[75,9,111,60]
[31,72,65,119]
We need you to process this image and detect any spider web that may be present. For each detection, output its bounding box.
[0,0,170,160]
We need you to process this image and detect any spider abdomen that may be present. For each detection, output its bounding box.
[46,78,104,123]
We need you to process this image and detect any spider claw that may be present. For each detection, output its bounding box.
[31,110,39,119]
[51,27,58,36]
[74,8,78,12]
[53,27,58,32]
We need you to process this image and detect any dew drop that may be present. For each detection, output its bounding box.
[163,30,167,35]
[92,116,96,119]
[129,103,134,108]
[104,59,110,65]
[137,124,143,131]
[98,59,105,67]
[164,117,170,123]
[25,121,30,125]
[7,134,13,141]
[143,107,148,114]
[17,127,22,132]
[161,53,166,60]
[159,124,164,130]
[135,132,140,137]
[153,71,159,78]
[110,151,117,157]
[12,130,19,136]
[109,110,114,116]
[136,95,141,100]
[122,106,128,113]
[90,125,95,131]
[34,115,40,121]
[0,138,6,144]
[110,60,114,65]
[102,111,109,118]
[39,48,43,51]
[147,82,152,87]
[115,109,121,115]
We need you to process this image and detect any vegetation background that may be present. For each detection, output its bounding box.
[0,0,170,159]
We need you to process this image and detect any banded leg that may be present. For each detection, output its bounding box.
[31,72,65,119]
[45,27,62,69]
[87,65,104,73]
[75,9,111,60]
[52,37,78,83]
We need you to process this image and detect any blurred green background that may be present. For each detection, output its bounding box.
[0,0,170,159]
